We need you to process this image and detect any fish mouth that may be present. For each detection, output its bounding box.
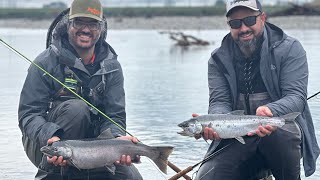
[177,129,195,137]
[40,146,54,157]
[177,122,192,136]
[177,130,188,136]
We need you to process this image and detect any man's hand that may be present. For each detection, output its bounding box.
[248,106,277,137]
[115,136,141,165]
[256,106,273,117]
[47,136,67,166]
[192,113,220,141]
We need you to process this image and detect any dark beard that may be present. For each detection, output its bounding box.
[236,31,263,58]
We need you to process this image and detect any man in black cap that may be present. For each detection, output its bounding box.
[18,0,143,179]
[193,0,319,179]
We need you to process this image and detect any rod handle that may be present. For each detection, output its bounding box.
[168,166,193,180]
[167,161,192,180]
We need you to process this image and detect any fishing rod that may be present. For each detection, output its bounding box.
[0,37,133,137]
[0,37,187,180]
[169,91,320,180]
[4,36,320,179]
[168,141,234,180]
[308,90,320,100]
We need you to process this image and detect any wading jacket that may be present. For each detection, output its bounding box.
[18,20,126,149]
[207,22,319,176]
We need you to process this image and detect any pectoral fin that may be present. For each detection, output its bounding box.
[69,159,80,171]
[98,128,115,139]
[235,137,245,144]
[105,164,116,175]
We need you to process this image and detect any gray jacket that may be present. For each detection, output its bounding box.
[207,22,319,176]
[18,17,126,149]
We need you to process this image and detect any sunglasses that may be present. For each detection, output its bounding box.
[69,20,103,31]
[228,13,261,29]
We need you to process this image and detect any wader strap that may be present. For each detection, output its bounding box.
[237,92,272,115]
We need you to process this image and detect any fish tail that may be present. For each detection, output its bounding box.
[280,112,300,122]
[151,146,174,174]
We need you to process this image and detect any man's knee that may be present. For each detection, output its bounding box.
[113,164,143,180]
[50,99,90,125]
[60,99,90,118]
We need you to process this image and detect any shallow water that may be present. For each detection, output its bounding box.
[0,28,319,179]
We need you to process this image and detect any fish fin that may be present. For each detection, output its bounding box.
[280,112,300,122]
[278,122,300,134]
[235,137,246,144]
[204,139,210,145]
[69,159,80,171]
[98,128,114,139]
[151,146,174,174]
[248,130,256,135]
[208,122,213,128]
[228,110,245,115]
[105,164,116,175]
[200,133,210,145]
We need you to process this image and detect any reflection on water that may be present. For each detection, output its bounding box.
[0,28,319,179]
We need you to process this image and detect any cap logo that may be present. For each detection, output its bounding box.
[87,7,101,15]
[231,0,250,5]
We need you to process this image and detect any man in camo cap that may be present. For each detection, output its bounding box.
[19,0,143,179]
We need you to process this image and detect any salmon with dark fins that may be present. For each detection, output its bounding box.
[40,129,174,174]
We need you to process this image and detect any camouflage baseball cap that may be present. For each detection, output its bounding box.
[69,0,103,21]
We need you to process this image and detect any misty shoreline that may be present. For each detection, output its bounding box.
[0,16,319,30]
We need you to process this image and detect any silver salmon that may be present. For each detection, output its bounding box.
[178,110,300,144]
[40,129,174,174]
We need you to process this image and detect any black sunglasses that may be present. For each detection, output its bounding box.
[228,13,261,29]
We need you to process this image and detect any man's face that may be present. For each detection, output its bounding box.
[68,17,102,51]
[227,7,266,57]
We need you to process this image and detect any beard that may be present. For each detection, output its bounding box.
[235,30,263,58]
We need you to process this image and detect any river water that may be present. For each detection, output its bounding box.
[0,28,319,180]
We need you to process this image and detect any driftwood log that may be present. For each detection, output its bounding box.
[270,3,320,16]
[159,31,210,46]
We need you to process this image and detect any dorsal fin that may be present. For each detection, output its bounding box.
[228,110,245,115]
[97,128,115,139]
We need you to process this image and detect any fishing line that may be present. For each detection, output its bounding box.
[307,90,320,100]
[4,36,319,179]
[0,37,172,179]
[191,93,320,179]
[168,141,234,180]
[0,37,133,137]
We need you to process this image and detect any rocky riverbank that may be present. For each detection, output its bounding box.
[0,16,319,30]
